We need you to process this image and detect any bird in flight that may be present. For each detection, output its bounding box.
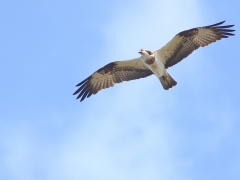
[73,21,235,102]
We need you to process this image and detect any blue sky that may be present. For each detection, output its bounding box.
[0,0,240,179]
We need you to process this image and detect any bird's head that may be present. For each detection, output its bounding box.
[139,49,153,56]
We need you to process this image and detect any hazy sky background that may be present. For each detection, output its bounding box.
[0,0,239,180]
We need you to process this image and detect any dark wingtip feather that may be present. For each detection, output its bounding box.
[87,91,93,98]
[221,35,229,38]
[80,90,90,102]
[76,86,89,99]
[76,81,84,87]
[80,91,92,102]
[207,20,225,27]
[73,75,94,102]
[73,81,88,95]
[216,25,235,29]
[76,76,91,87]
[73,74,94,101]
[217,29,235,32]
[222,32,235,36]
[208,21,236,37]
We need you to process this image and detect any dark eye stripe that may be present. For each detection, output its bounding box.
[145,50,153,55]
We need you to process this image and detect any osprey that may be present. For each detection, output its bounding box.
[73,21,235,101]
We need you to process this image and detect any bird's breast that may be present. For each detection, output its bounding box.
[145,59,165,77]
[144,56,155,65]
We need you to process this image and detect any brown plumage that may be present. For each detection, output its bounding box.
[73,58,152,101]
[157,21,235,68]
[74,21,235,102]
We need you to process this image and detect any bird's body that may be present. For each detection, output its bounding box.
[73,21,235,101]
[139,49,176,89]
[140,50,163,77]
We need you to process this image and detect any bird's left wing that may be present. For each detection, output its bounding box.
[73,58,153,101]
[156,21,235,68]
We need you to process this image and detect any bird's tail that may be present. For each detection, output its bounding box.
[159,72,177,90]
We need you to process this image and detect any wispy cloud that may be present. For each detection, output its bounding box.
[58,0,204,180]
[1,0,239,180]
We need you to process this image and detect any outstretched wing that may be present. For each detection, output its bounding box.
[73,58,153,101]
[156,21,235,68]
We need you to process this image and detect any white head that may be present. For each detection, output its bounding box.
[139,49,153,55]
[138,49,154,59]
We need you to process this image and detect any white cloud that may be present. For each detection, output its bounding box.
[3,0,239,180]
[55,0,205,180]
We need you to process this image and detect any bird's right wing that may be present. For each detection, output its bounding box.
[73,58,153,101]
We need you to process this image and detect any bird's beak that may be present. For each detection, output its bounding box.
[138,51,142,54]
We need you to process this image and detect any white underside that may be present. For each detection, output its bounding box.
[141,54,166,78]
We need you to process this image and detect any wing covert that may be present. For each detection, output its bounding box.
[73,58,153,101]
[156,21,235,68]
